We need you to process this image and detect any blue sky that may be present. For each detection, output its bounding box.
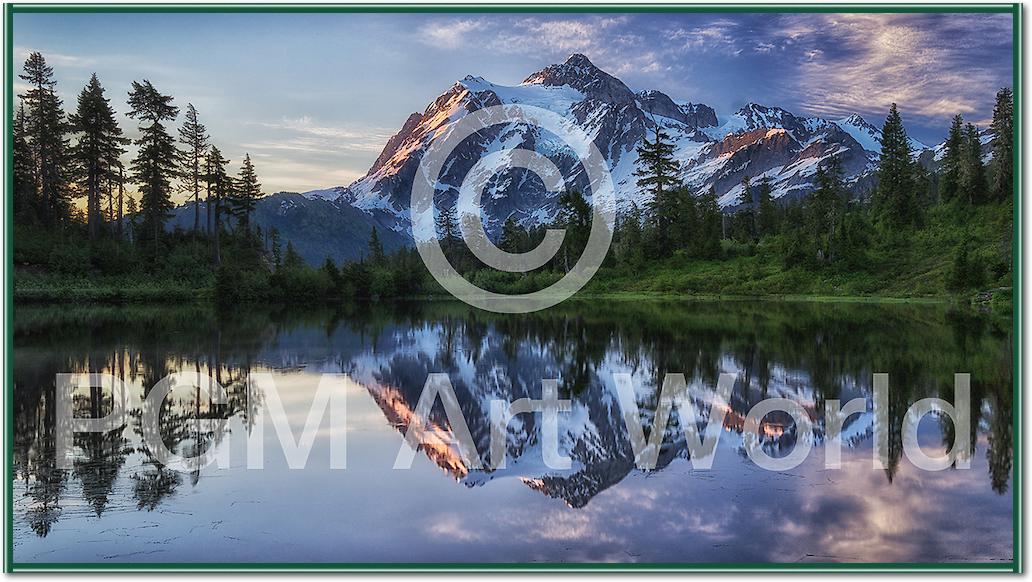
[14,11,1014,198]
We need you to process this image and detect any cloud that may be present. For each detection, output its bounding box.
[240,156,365,194]
[664,18,742,54]
[247,116,393,154]
[785,14,1012,123]
[484,16,631,58]
[14,46,96,69]
[419,19,486,49]
[234,116,396,193]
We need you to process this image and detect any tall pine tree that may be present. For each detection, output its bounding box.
[206,145,230,268]
[696,186,722,259]
[735,175,756,242]
[874,103,917,227]
[960,122,987,204]
[939,114,965,203]
[19,52,72,224]
[368,226,385,264]
[12,102,36,221]
[231,153,261,230]
[69,74,128,240]
[635,126,681,251]
[990,87,1013,201]
[127,80,179,251]
[756,176,777,238]
[179,104,209,233]
[435,200,459,245]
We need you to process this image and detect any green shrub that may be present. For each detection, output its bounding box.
[47,243,91,275]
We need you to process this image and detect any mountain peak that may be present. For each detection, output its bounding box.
[737,102,786,115]
[564,53,595,68]
[522,53,634,104]
[838,113,875,129]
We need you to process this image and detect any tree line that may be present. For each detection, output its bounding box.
[14,52,267,276]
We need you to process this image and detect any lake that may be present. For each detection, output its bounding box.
[11,299,1014,565]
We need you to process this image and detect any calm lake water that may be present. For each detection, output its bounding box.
[12,299,1014,564]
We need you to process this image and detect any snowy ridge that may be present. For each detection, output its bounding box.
[317,53,939,236]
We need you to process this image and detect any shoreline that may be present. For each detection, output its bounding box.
[12,288,978,307]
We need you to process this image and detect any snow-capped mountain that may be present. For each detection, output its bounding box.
[834,113,928,154]
[170,54,947,264]
[327,53,934,233]
[273,314,874,508]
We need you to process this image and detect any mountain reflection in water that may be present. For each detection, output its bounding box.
[12,300,1014,563]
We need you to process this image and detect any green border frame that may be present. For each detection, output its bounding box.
[2,2,1022,573]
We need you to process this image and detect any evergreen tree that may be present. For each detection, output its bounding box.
[947,232,985,291]
[874,103,917,226]
[19,52,73,224]
[635,126,681,251]
[557,190,591,270]
[12,102,36,222]
[756,176,777,238]
[206,145,230,268]
[435,200,460,246]
[270,227,282,267]
[696,187,722,259]
[616,204,645,267]
[322,257,342,292]
[127,80,179,250]
[231,153,261,230]
[178,104,209,233]
[672,186,698,252]
[939,114,965,203]
[990,87,1013,201]
[69,74,128,240]
[368,226,385,264]
[124,195,139,244]
[500,216,524,253]
[283,240,303,268]
[734,176,756,242]
[961,123,987,205]
[807,161,847,263]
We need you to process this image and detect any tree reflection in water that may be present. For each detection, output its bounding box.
[12,300,1014,537]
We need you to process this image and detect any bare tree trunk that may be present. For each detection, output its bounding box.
[205,176,212,236]
[88,173,99,241]
[212,187,222,269]
[193,171,200,234]
[107,177,113,226]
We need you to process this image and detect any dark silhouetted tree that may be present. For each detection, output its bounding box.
[990,87,1013,202]
[69,74,128,240]
[19,52,72,224]
[179,104,209,233]
[127,79,179,250]
[939,114,964,203]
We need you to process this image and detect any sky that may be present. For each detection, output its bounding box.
[13,11,1014,200]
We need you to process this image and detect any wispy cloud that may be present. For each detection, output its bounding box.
[14,45,96,68]
[791,14,1012,123]
[664,18,742,54]
[246,116,393,154]
[419,18,487,49]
